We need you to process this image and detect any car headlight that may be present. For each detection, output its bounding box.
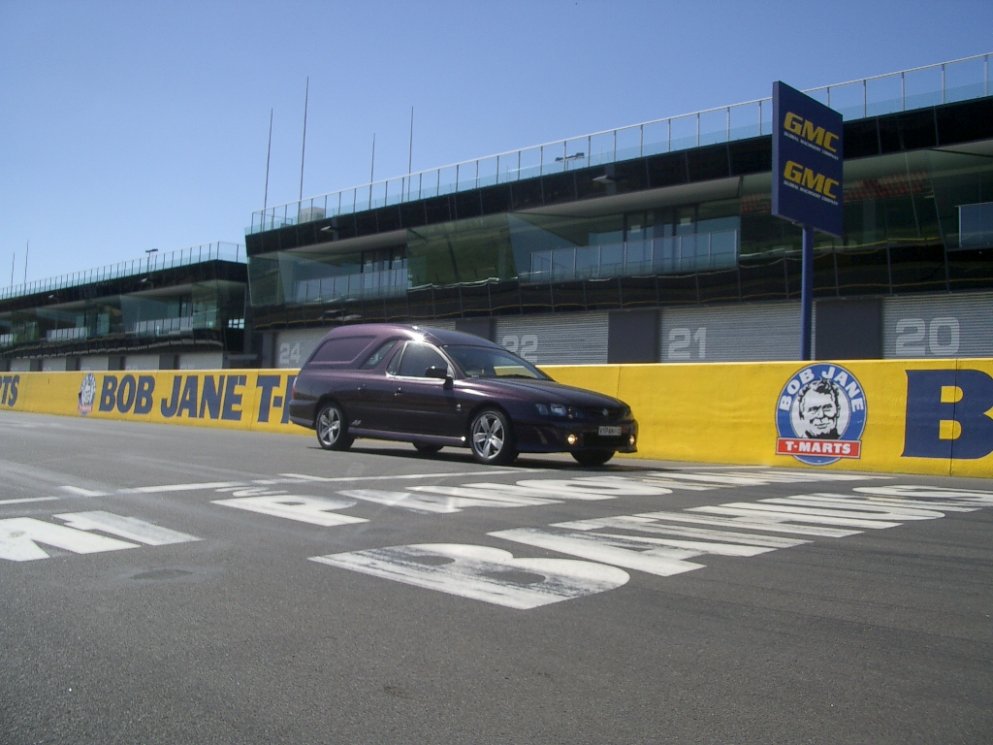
[536,403,571,417]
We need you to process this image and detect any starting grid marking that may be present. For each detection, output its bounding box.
[2,469,992,610]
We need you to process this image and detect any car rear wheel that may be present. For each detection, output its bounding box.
[316,402,353,451]
[470,408,517,465]
[571,449,615,466]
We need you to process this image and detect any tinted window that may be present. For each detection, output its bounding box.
[445,344,547,380]
[311,335,375,365]
[395,342,449,377]
[360,338,399,369]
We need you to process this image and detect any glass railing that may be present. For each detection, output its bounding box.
[520,231,740,284]
[5,315,223,348]
[278,231,740,304]
[0,241,245,301]
[292,265,410,304]
[249,53,991,235]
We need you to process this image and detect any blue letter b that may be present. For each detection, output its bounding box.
[904,370,993,459]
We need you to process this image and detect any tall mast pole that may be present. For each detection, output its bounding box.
[298,76,310,202]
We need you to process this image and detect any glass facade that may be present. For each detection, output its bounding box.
[248,208,742,312]
[0,278,246,357]
[0,242,248,365]
[248,127,993,326]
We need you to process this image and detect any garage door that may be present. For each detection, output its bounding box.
[495,312,609,364]
[659,302,802,362]
[884,291,993,358]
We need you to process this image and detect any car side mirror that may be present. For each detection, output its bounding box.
[424,367,454,388]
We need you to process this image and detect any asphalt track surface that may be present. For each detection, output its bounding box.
[1,411,991,745]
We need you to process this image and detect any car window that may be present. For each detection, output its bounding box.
[360,338,399,369]
[394,342,450,378]
[444,344,548,380]
[310,335,375,365]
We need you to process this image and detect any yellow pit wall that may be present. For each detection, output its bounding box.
[2,359,991,478]
[547,358,993,478]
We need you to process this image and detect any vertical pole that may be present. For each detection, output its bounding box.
[408,106,414,175]
[299,77,309,203]
[369,133,376,209]
[263,108,273,218]
[800,224,815,360]
[407,106,415,199]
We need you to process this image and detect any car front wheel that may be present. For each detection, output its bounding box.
[316,402,353,451]
[469,408,517,465]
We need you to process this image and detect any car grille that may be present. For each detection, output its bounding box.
[575,406,627,422]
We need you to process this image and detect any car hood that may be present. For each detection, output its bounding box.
[465,377,629,409]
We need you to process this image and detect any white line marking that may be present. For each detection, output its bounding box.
[0,497,60,506]
[60,486,109,497]
[280,469,544,484]
[119,482,244,494]
[111,470,546,498]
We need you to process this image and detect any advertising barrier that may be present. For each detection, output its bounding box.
[2,360,991,477]
[3,370,301,435]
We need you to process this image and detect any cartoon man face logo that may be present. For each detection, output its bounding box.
[795,379,842,439]
[78,373,97,416]
[776,363,867,466]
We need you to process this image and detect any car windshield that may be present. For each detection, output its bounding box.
[443,344,549,381]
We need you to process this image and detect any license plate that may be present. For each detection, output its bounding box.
[598,426,622,437]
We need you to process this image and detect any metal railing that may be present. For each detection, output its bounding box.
[249,53,991,235]
[1,241,245,301]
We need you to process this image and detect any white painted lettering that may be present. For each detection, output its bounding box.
[54,511,200,545]
[514,476,670,498]
[853,485,993,506]
[691,503,901,529]
[554,515,808,550]
[410,484,559,507]
[212,495,367,527]
[636,510,860,538]
[0,517,136,562]
[491,528,705,577]
[757,495,949,522]
[311,544,628,609]
[340,489,464,514]
[343,487,545,513]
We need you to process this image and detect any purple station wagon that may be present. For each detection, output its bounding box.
[289,323,638,466]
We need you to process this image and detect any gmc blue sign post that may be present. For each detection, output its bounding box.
[772,81,844,360]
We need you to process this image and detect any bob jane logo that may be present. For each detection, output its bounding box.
[776,363,867,466]
[78,373,97,416]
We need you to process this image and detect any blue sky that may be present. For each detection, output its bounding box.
[2,0,991,285]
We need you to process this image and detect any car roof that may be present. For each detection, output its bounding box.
[319,322,499,348]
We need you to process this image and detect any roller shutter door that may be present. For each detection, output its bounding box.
[659,302,802,362]
[883,291,993,358]
[274,328,327,368]
[80,356,111,371]
[495,312,609,364]
[124,354,161,370]
[178,352,224,370]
